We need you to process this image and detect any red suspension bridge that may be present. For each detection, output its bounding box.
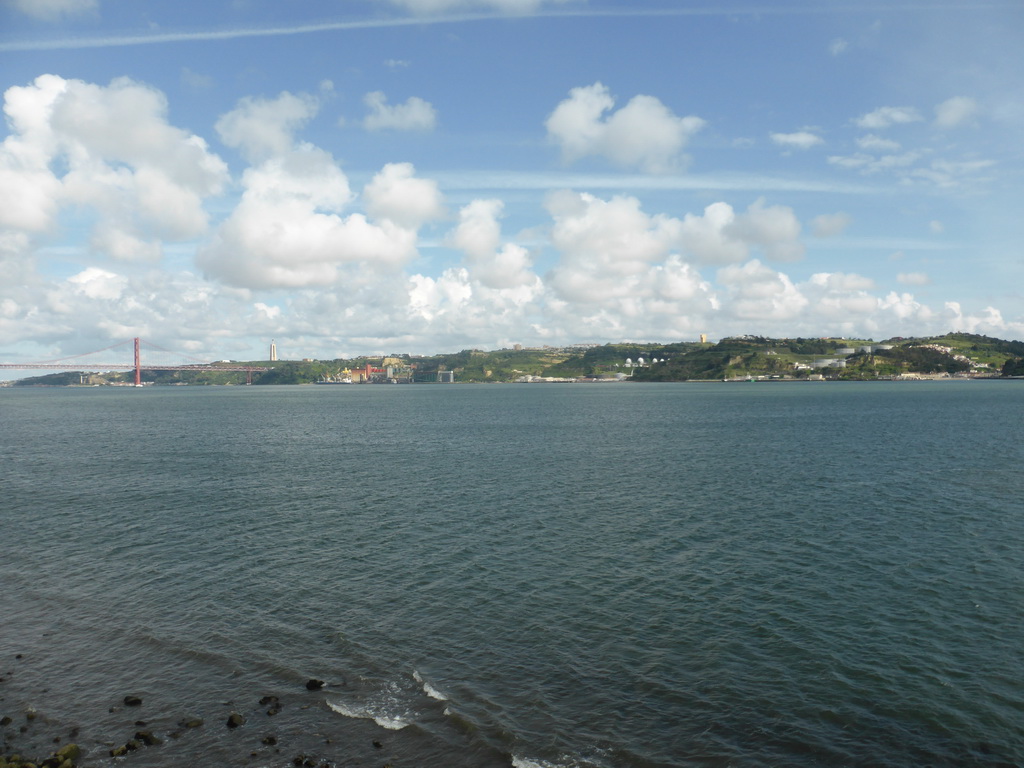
[0,338,273,385]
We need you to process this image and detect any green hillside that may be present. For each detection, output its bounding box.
[9,332,1024,386]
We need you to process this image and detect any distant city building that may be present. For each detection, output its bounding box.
[270,340,277,361]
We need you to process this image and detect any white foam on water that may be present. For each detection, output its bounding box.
[326,699,410,731]
[511,753,606,768]
[413,669,448,701]
[512,758,557,768]
[422,681,447,700]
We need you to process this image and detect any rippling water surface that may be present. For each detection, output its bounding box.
[1,382,1022,767]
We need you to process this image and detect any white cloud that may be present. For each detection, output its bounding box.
[879,291,934,323]
[943,302,1019,337]
[546,190,683,301]
[934,96,977,128]
[363,162,445,229]
[89,226,163,263]
[198,149,419,289]
[805,272,875,293]
[671,198,805,265]
[202,99,443,291]
[449,199,538,289]
[5,0,96,20]
[855,106,923,129]
[827,150,923,175]
[0,74,227,261]
[810,212,851,238]
[801,272,879,320]
[717,260,808,321]
[770,131,823,150]
[855,134,901,152]
[545,82,705,173]
[450,199,503,260]
[897,271,931,286]
[540,190,718,339]
[67,267,127,300]
[929,220,944,234]
[215,91,319,162]
[677,202,748,265]
[729,199,804,261]
[363,91,437,132]
[910,158,995,188]
[253,302,281,320]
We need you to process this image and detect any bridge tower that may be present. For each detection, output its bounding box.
[134,337,142,386]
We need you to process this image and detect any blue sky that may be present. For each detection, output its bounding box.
[1,0,1022,369]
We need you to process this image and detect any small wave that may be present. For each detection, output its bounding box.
[512,759,551,768]
[412,669,448,701]
[512,758,567,768]
[512,753,607,768]
[326,699,410,731]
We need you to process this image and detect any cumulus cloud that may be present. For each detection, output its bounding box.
[942,302,1019,337]
[66,266,129,300]
[855,106,923,129]
[799,272,880,323]
[4,0,96,20]
[546,190,682,300]
[770,131,824,150]
[810,212,851,238]
[0,74,227,262]
[2,71,1019,368]
[717,260,808,321]
[449,199,538,290]
[201,95,444,290]
[363,91,437,132]
[542,190,717,336]
[545,82,705,173]
[679,198,804,264]
[363,162,445,228]
[805,272,875,293]
[198,149,424,288]
[934,96,977,128]
[879,291,935,323]
[728,199,804,261]
[215,91,319,162]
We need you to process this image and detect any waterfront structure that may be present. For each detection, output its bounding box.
[270,340,278,362]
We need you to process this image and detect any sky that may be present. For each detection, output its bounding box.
[1,0,1023,370]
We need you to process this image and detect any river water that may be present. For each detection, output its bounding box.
[1,381,1022,767]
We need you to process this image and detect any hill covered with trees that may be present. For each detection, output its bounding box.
[8,332,1024,386]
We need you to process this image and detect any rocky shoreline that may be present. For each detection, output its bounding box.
[2,666,393,768]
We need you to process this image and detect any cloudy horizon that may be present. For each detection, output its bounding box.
[1,0,1022,370]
